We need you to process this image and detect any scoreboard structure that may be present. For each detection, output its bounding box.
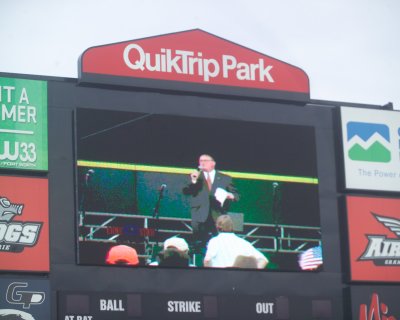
[0,30,399,319]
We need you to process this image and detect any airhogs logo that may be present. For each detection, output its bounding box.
[359,213,400,266]
[346,122,391,163]
[0,196,42,252]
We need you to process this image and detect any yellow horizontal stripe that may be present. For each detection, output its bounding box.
[77,160,318,184]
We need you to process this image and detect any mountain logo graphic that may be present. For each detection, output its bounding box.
[346,121,391,162]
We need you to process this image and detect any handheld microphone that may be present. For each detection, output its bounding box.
[190,166,203,182]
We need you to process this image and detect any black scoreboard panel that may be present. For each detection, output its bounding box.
[58,291,339,320]
[0,73,346,318]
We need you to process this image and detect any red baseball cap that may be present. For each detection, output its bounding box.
[105,245,139,266]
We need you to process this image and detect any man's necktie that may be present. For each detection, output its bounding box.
[206,173,212,191]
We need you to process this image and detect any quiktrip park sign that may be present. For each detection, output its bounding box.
[79,29,310,101]
[0,77,48,171]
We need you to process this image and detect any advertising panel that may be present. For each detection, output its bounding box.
[340,106,400,192]
[350,286,400,320]
[0,175,49,272]
[58,291,336,320]
[79,30,309,101]
[346,196,400,282]
[0,77,48,171]
[0,278,50,319]
[76,108,322,272]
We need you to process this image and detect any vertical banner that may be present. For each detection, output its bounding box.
[340,107,400,192]
[346,196,400,282]
[0,278,50,320]
[0,176,49,272]
[0,77,48,171]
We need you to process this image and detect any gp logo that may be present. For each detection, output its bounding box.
[6,282,45,309]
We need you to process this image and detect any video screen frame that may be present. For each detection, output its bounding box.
[75,107,323,272]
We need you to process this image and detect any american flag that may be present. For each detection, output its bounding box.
[298,245,323,270]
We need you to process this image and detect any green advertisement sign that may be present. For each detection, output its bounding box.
[0,77,48,171]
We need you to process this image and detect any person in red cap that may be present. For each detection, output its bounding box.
[105,244,139,266]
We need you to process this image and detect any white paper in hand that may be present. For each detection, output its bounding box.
[215,187,229,206]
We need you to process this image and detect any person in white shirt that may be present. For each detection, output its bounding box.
[204,214,268,269]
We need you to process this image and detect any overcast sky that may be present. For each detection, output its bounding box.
[1,0,399,110]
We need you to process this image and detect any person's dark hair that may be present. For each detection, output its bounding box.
[159,247,190,267]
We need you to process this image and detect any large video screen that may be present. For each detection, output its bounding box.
[76,108,322,271]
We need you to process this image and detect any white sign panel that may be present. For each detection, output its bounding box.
[341,106,400,192]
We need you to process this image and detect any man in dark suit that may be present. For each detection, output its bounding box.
[183,154,239,251]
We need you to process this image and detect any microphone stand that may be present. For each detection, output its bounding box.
[79,170,92,240]
[271,182,281,236]
[152,185,166,253]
